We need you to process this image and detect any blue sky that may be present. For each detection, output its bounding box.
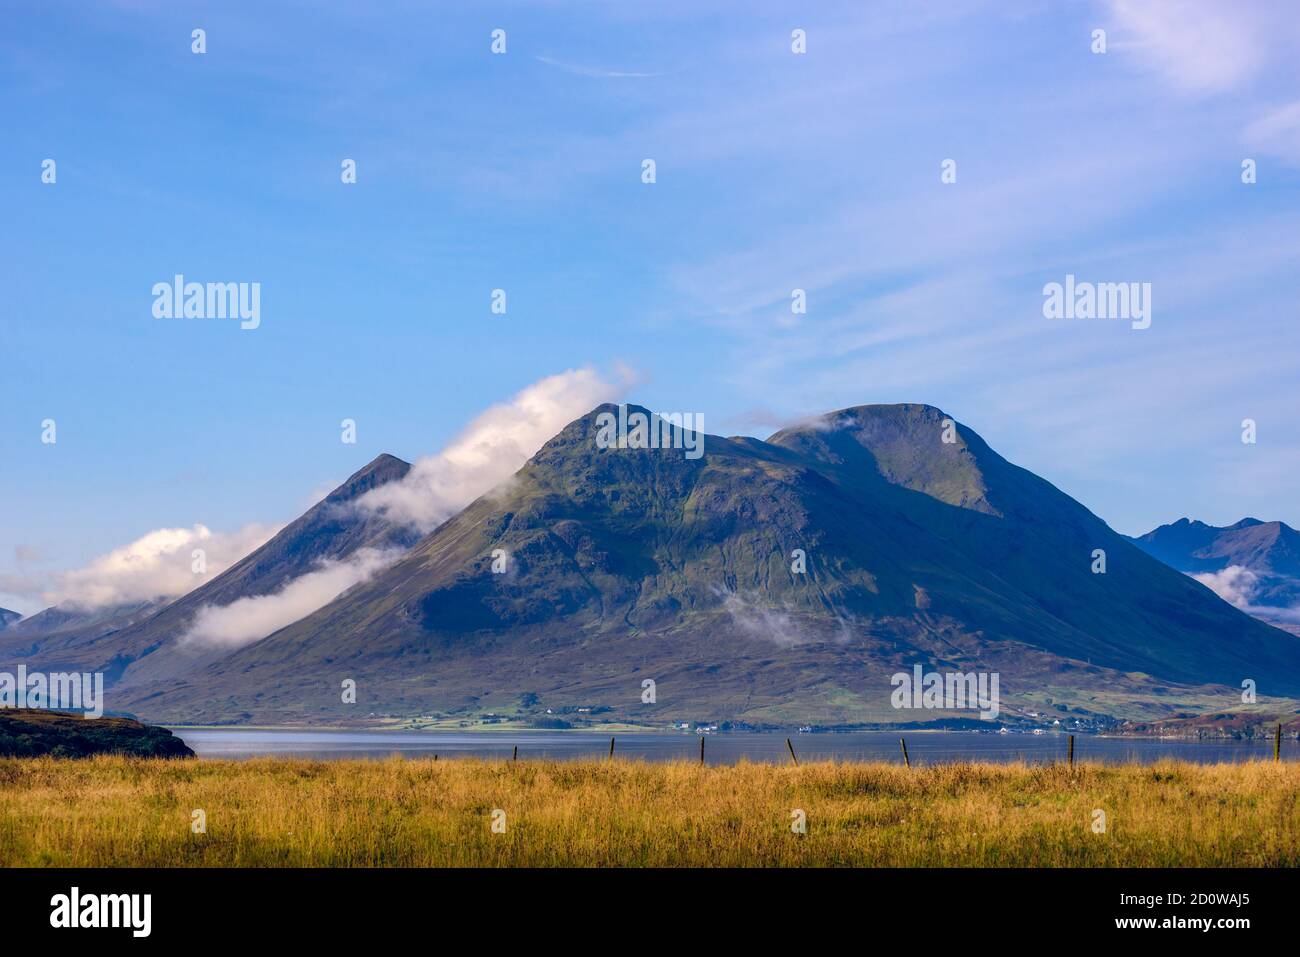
[2,0,1299,615]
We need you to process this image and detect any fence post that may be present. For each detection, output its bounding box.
[786,738,798,766]
[512,745,518,762]
[1277,723,1283,763]
[609,736,616,759]
[899,736,910,768]
[700,735,705,765]
[1068,734,1075,767]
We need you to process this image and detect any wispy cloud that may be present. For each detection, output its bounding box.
[180,547,397,650]
[359,366,635,533]
[534,55,664,79]
[1102,0,1280,94]
[1244,100,1300,166]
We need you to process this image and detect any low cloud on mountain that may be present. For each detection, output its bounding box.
[4,368,633,650]
[1193,564,1300,624]
[1192,564,1260,609]
[175,368,633,650]
[180,547,399,650]
[358,366,632,533]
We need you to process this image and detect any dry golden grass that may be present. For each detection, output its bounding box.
[0,756,1296,867]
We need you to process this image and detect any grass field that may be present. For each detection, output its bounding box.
[1,756,1296,867]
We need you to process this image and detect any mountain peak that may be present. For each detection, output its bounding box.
[534,403,710,466]
[1132,516,1300,602]
[328,453,412,503]
[767,402,1006,515]
[774,402,948,436]
[836,401,947,419]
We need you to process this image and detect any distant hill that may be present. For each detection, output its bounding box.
[0,710,194,758]
[0,453,415,683]
[110,403,1300,727]
[3,598,170,649]
[0,608,21,631]
[1130,518,1300,634]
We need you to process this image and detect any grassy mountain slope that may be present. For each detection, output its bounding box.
[114,404,1300,726]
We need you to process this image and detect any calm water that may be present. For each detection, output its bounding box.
[170,728,1294,765]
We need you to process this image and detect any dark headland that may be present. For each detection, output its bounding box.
[0,710,195,758]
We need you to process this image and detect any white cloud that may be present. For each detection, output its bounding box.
[1191,564,1300,625]
[1192,565,1259,609]
[4,523,279,612]
[180,547,397,650]
[358,366,633,533]
[1103,0,1273,94]
[1101,3,1300,165]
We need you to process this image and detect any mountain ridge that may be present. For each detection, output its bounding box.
[106,403,1300,726]
[1130,516,1300,634]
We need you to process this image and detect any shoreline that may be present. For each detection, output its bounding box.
[163,724,1296,742]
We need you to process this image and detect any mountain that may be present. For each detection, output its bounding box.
[112,403,1300,727]
[1130,517,1300,633]
[0,453,415,683]
[0,607,21,631]
[0,599,172,661]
